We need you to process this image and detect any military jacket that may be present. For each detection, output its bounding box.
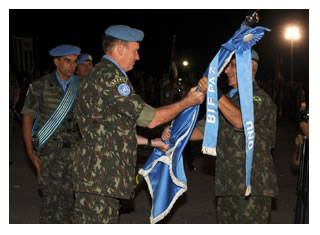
[73,57,155,199]
[21,72,80,148]
[197,81,278,197]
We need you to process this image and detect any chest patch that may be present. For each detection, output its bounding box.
[253,96,264,104]
[118,83,131,96]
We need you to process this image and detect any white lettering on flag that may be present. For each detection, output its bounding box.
[246,121,255,150]
[207,66,218,124]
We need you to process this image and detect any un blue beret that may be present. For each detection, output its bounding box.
[104,25,144,42]
[251,49,259,62]
[49,45,81,57]
[77,53,93,65]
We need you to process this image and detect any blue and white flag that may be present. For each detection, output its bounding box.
[138,23,271,223]
[138,104,199,223]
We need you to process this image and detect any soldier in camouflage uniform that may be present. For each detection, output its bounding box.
[21,45,81,223]
[163,50,278,223]
[72,25,205,224]
[76,53,94,80]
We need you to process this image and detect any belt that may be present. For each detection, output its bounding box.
[47,141,77,149]
[35,139,77,150]
[32,136,79,151]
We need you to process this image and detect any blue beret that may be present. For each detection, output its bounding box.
[49,45,81,57]
[77,53,93,65]
[251,49,259,62]
[104,25,144,42]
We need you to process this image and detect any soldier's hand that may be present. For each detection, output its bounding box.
[152,138,169,152]
[185,86,205,106]
[198,75,208,94]
[161,125,171,141]
[28,152,40,176]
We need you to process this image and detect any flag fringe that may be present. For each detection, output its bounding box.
[245,185,251,196]
[139,109,198,223]
[151,187,187,224]
[201,146,217,156]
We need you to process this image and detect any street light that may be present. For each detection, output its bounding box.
[285,26,300,83]
[182,60,189,67]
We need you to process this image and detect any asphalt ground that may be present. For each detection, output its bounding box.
[7,118,311,233]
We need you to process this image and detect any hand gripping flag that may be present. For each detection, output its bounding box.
[138,21,270,223]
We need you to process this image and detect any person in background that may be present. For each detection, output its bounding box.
[76,53,94,79]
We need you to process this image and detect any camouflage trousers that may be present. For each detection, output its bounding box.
[38,147,75,223]
[217,195,272,224]
[73,192,120,224]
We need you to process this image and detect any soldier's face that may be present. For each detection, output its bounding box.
[76,61,93,79]
[225,58,238,88]
[121,42,140,72]
[54,55,78,79]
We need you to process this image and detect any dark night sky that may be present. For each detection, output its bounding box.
[9,9,309,86]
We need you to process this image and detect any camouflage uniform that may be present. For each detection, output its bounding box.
[21,72,81,223]
[197,81,278,223]
[73,57,155,223]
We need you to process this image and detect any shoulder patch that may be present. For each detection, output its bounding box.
[253,96,264,104]
[110,76,128,87]
[118,83,131,96]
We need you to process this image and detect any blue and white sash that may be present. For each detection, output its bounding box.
[33,75,79,151]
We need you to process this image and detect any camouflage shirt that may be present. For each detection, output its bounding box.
[197,81,278,197]
[21,72,81,147]
[73,57,155,199]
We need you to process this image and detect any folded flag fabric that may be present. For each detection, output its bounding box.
[138,104,199,223]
